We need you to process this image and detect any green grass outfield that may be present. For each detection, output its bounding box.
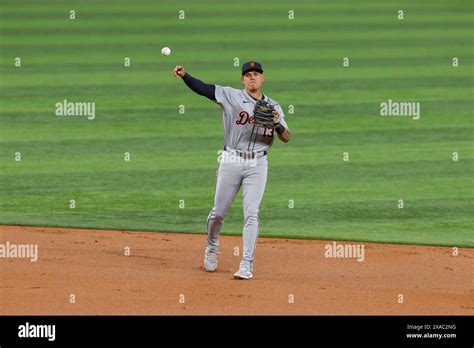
[0,0,473,247]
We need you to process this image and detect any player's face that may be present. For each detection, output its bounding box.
[241,71,264,92]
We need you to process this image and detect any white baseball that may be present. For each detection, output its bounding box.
[161,47,171,56]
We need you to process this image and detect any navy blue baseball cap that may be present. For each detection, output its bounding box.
[242,61,263,75]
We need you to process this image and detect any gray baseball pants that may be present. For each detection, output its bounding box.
[206,152,268,269]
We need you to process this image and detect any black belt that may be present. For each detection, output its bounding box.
[224,146,267,159]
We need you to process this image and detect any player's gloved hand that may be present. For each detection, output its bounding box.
[173,65,186,78]
[253,100,276,128]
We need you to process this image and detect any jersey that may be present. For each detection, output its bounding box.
[214,85,288,153]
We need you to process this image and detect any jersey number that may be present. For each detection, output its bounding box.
[263,128,274,137]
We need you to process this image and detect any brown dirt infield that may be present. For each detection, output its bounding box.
[1,225,472,315]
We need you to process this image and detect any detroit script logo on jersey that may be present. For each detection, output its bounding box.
[236,111,253,125]
[236,111,274,137]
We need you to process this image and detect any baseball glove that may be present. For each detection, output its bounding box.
[253,100,276,128]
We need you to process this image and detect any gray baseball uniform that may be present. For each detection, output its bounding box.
[206,85,288,271]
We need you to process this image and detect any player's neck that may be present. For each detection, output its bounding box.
[246,89,263,100]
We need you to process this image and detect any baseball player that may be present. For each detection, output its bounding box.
[173,61,290,279]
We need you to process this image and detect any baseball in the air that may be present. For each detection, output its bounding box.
[161,47,171,56]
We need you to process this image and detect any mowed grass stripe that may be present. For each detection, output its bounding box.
[1,55,469,69]
[2,77,472,98]
[1,154,471,182]
[0,89,471,117]
[0,144,472,174]
[0,4,471,25]
[2,68,471,87]
[1,174,471,204]
[2,39,472,60]
[1,3,471,19]
[2,27,473,46]
[2,19,473,34]
[2,46,471,65]
[2,35,464,50]
[1,190,471,222]
[2,99,472,117]
[1,104,472,131]
[1,126,472,151]
[1,91,472,112]
[1,0,469,12]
